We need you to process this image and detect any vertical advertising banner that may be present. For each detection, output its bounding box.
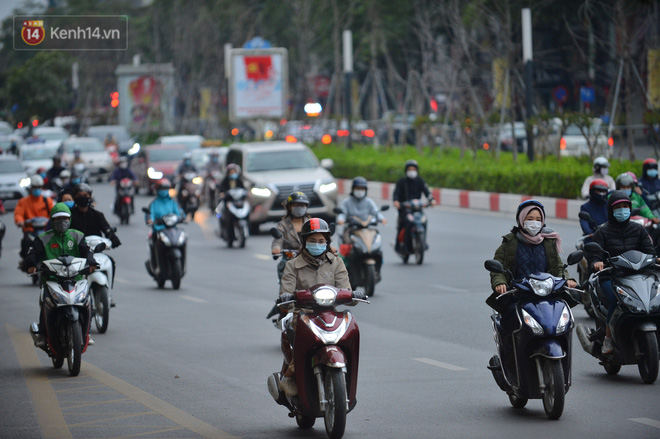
[229,48,288,121]
[649,49,660,108]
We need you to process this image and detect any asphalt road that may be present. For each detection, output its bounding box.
[1,182,659,439]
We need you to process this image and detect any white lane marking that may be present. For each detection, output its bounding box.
[254,254,271,261]
[630,418,660,429]
[180,295,206,303]
[429,284,470,293]
[413,358,468,371]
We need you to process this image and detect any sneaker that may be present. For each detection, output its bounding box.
[278,376,298,397]
[88,337,95,346]
[601,337,614,355]
[34,334,46,349]
[110,298,116,308]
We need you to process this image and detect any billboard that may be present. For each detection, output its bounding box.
[229,48,288,121]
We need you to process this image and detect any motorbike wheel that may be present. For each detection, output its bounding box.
[541,359,565,420]
[603,362,621,375]
[171,259,182,290]
[508,394,528,409]
[157,277,166,289]
[296,414,316,429]
[637,331,659,384]
[413,231,425,265]
[237,224,246,248]
[52,356,64,369]
[66,322,83,377]
[120,204,130,225]
[93,285,110,334]
[323,368,347,439]
[365,265,376,297]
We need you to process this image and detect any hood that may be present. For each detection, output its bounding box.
[607,190,631,226]
[245,167,333,185]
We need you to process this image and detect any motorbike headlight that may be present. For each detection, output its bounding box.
[556,306,572,334]
[319,181,337,194]
[529,277,554,297]
[75,288,88,303]
[147,167,163,179]
[192,176,203,185]
[159,231,172,246]
[251,187,271,198]
[522,309,544,335]
[177,231,186,246]
[313,286,337,306]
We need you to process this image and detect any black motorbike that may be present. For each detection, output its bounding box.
[484,250,583,419]
[576,242,660,384]
[143,208,187,290]
[217,187,250,248]
[177,172,202,219]
[335,205,389,296]
[395,199,428,265]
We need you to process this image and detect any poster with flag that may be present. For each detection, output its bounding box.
[229,48,288,121]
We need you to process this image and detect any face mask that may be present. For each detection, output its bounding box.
[613,207,631,222]
[306,242,327,256]
[600,167,609,176]
[63,200,75,209]
[622,189,632,197]
[119,163,128,169]
[523,220,543,236]
[406,170,418,179]
[39,172,46,178]
[31,188,42,196]
[72,178,81,185]
[353,189,366,199]
[75,196,90,207]
[647,169,658,178]
[157,189,169,198]
[53,219,70,233]
[229,173,239,180]
[184,160,191,166]
[291,206,307,218]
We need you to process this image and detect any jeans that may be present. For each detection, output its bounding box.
[600,279,617,323]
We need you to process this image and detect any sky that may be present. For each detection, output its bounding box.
[0,0,47,22]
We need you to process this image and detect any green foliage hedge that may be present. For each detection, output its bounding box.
[310,143,644,199]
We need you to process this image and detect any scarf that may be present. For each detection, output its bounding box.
[301,249,327,270]
[516,205,562,253]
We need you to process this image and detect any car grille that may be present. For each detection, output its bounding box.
[274,183,323,208]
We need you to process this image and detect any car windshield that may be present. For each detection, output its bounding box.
[22,145,60,160]
[149,148,187,162]
[64,140,104,153]
[161,138,201,150]
[87,127,130,142]
[246,149,317,172]
[0,160,24,173]
[35,130,68,141]
[565,120,602,136]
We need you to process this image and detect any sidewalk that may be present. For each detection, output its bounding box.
[336,179,582,221]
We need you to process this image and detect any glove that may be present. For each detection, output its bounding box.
[352,290,367,301]
[277,293,294,304]
[110,234,122,248]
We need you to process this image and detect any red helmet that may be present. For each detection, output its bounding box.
[643,158,657,166]
[589,179,609,191]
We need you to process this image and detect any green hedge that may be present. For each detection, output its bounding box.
[310,143,643,199]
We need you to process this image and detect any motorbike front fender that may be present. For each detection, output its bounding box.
[635,322,658,333]
[64,306,80,322]
[363,258,377,265]
[312,346,347,368]
[87,271,109,288]
[171,248,182,259]
[529,339,565,359]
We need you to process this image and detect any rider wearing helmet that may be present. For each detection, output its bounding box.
[14,175,55,261]
[579,179,609,237]
[69,184,121,248]
[218,163,244,199]
[145,179,183,266]
[393,160,434,251]
[640,158,660,204]
[176,152,197,176]
[580,156,616,199]
[337,176,387,244]
[45,156,65,190]
[615,172,658,223]
[275,218,355,397]
[110,156,138,214]
[271,191,311,257]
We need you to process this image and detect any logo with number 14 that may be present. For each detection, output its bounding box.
[21,20,45,45]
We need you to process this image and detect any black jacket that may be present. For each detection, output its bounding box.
[70,206,113,238]
[588,190,656,270]
[392,176,431,204]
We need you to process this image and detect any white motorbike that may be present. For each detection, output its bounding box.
[85,235,114,333]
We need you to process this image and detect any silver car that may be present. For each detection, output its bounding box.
[225,141,338,232]
[0,155,30,209]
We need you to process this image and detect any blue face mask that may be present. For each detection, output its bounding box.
[622,189,632,197]
[157,189,170,198]
[63,200,75,209]
[613,207,631,222]
[72,178,81,185]
[306,242,327,256]
[31,188,42,196]
[230,173,239,180]
[647,169,658,178]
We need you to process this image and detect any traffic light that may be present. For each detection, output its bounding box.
[110,91,119,108]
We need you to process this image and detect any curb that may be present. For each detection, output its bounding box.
[336,179,582,221]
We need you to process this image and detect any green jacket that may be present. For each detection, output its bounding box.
[26,228,93,270]
[630,192,655,220]
[490,232,569,290]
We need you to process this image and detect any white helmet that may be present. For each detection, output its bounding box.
[593,156,610,168]
[30,174,44,187]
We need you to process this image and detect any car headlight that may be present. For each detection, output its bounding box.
[147,167,163,179]
[522,309,544,335]
[319,181,337,193]
[556,306,571,334]
[251,187,271,197]
[529,277,554,296]
[313,286,337,306]
[19,177,31,188]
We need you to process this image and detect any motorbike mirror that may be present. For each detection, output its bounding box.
[333,207,343,214]
[329,222,336,235]
[270,227,283,239]
[631,208,641,216]
[566,250,584,266]
[381,204,390,211]
[93,242,106,253]
[484,259,505,273]
[584,241,604,254]
[141,207,150,214]
[578,211,592,222]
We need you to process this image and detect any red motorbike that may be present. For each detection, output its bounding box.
[267,285,368,439]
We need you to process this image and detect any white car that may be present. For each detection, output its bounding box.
[554,118,611,157]
[19,142,62,175]
[62,137,114,180]
[0,155,30,209]
[156,135,204,151]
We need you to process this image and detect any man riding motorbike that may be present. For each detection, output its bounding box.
[337,176,387,244]
[217,163,244,199]
[580,156,616,199]
[45,156,65,191]
[588,191,659,354]
[579,179,609,238]
[276,218,356,397]
[392,160,434,252]
[69,184,121,247]
[26,203,97,348]
[110,156,138,214]
[14,175,54,266]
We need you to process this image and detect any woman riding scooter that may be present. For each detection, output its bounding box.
[271,191,311,281]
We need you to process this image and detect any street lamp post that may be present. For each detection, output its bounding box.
[522,8,534,161]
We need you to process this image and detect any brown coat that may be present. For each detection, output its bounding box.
[271,215,308,252]
[279,251,351,295]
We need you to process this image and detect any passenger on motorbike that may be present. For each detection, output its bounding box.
[580,156,616,199]
[392,160,434,251]
[490,200,576,334]
[26,203,96,348]
[579,179,609,238]
[615,172,659,224]
[69,184,121,248]
[14,175,54,263]
[276,218,355,397]
[337,176,387,244]
[110,157,138,214]
[640,158,660,205]
[45,156,65,191]
[271,191,310,260]
[588,191,659,354]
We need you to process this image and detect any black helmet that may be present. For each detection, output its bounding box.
[75,183,93,196]
[615,172,634,189]
[286,191,310,207]
[404,159,419,172]
[351,176,368,192]
[301,218,331,243]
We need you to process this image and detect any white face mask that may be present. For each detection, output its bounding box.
[523,220,543,236]
[353,189,366,199]
[600,167,609,176]
[406,170,418,179]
